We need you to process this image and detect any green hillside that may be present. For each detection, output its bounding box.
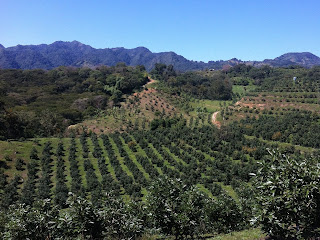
[1,64,320,239]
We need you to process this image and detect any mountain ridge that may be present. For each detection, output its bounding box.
[1,41,320,71]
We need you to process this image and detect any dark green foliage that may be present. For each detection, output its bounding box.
[30,147,39,160]
[2,113,319,238]
[175,71,232,100]
[80,132,89,158]
[146,176,208,239]
[1,175,21,208]
[54,142,68,207]
[84,159,101,206]
[0,169,8,188]
[150,63,176,81]
[0,179,252,239]
[102,134,143,198]
[0,193,146,240]
[68,137,83,196]
[38,142,53,200]
[15,158,25,171]
[56,141,64,157]
[0,107,24,140]
[100,194,145,239]
[150,117,181,130]
[57,193,104,239]
[152,64,233,100]
[234,112,320,148]
[227,64,320,93]
[253,150,320,239]
[206,194,244,233]
[0,65,148,139]
[21,160,39,205]
[4,155,12,162]
[54,178,68,207]
[1,199,57,240]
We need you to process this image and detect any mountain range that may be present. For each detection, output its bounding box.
[0,41,320,71]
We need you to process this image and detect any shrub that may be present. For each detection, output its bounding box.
[15,158,25,171]
[252,150,320,239]
[146,176,207,239]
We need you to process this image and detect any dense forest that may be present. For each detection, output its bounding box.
[151,63,233,100]
[0,64,148,139]
[226,64,320,92]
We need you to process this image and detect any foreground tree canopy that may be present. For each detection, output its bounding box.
[253,150,320,239]
[0,177,247,240]
[1,151,320,239]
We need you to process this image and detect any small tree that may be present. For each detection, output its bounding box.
[206,193,244,234]
[56,193,103,239]
[30,147,39,160]
[99,194,145,239]
[146,176,207,239]
[252,150,320,239]
[2,199,57,240]
[15,158,25,171]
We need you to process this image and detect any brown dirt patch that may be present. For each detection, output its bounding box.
[211,111,221,128]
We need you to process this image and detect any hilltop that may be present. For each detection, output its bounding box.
[1,41,320,71]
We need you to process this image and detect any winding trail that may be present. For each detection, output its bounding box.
[133,77,157,96]
[145,77,157,86]
[211,111,221,128]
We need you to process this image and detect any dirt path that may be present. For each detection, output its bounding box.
[145,77,157,86]
[133,77,157,97]
[211,111,221,128]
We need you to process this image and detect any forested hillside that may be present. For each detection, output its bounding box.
[0,64,148,139]
[151,63,232,100]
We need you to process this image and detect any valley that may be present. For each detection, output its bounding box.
[1,63,320,239]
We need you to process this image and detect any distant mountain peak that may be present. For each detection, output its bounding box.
[134,46,151,51]
[71,40,82,44]
[265,52,320,68]
[51,40,87,46]
[275,52,318,59]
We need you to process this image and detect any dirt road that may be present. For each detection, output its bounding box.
[145,77,157,86]
[211,111,221,128]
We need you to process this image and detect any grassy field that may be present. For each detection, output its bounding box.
[208,228,265,240]
[232,85,257,96]
[140,228,265,240]
[0,138,63,181]
[190,99,232,113]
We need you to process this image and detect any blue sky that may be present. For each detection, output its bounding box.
[0,0,319,62]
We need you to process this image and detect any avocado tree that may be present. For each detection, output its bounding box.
[252,149,320,239]
[146,176,207,239]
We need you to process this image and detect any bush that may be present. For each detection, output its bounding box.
[1,200,56,240]
[146,176,208,239]
[99,194,145,239]
[252,149,320,239]
[15,158,25,171]
[206,193,244,233]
